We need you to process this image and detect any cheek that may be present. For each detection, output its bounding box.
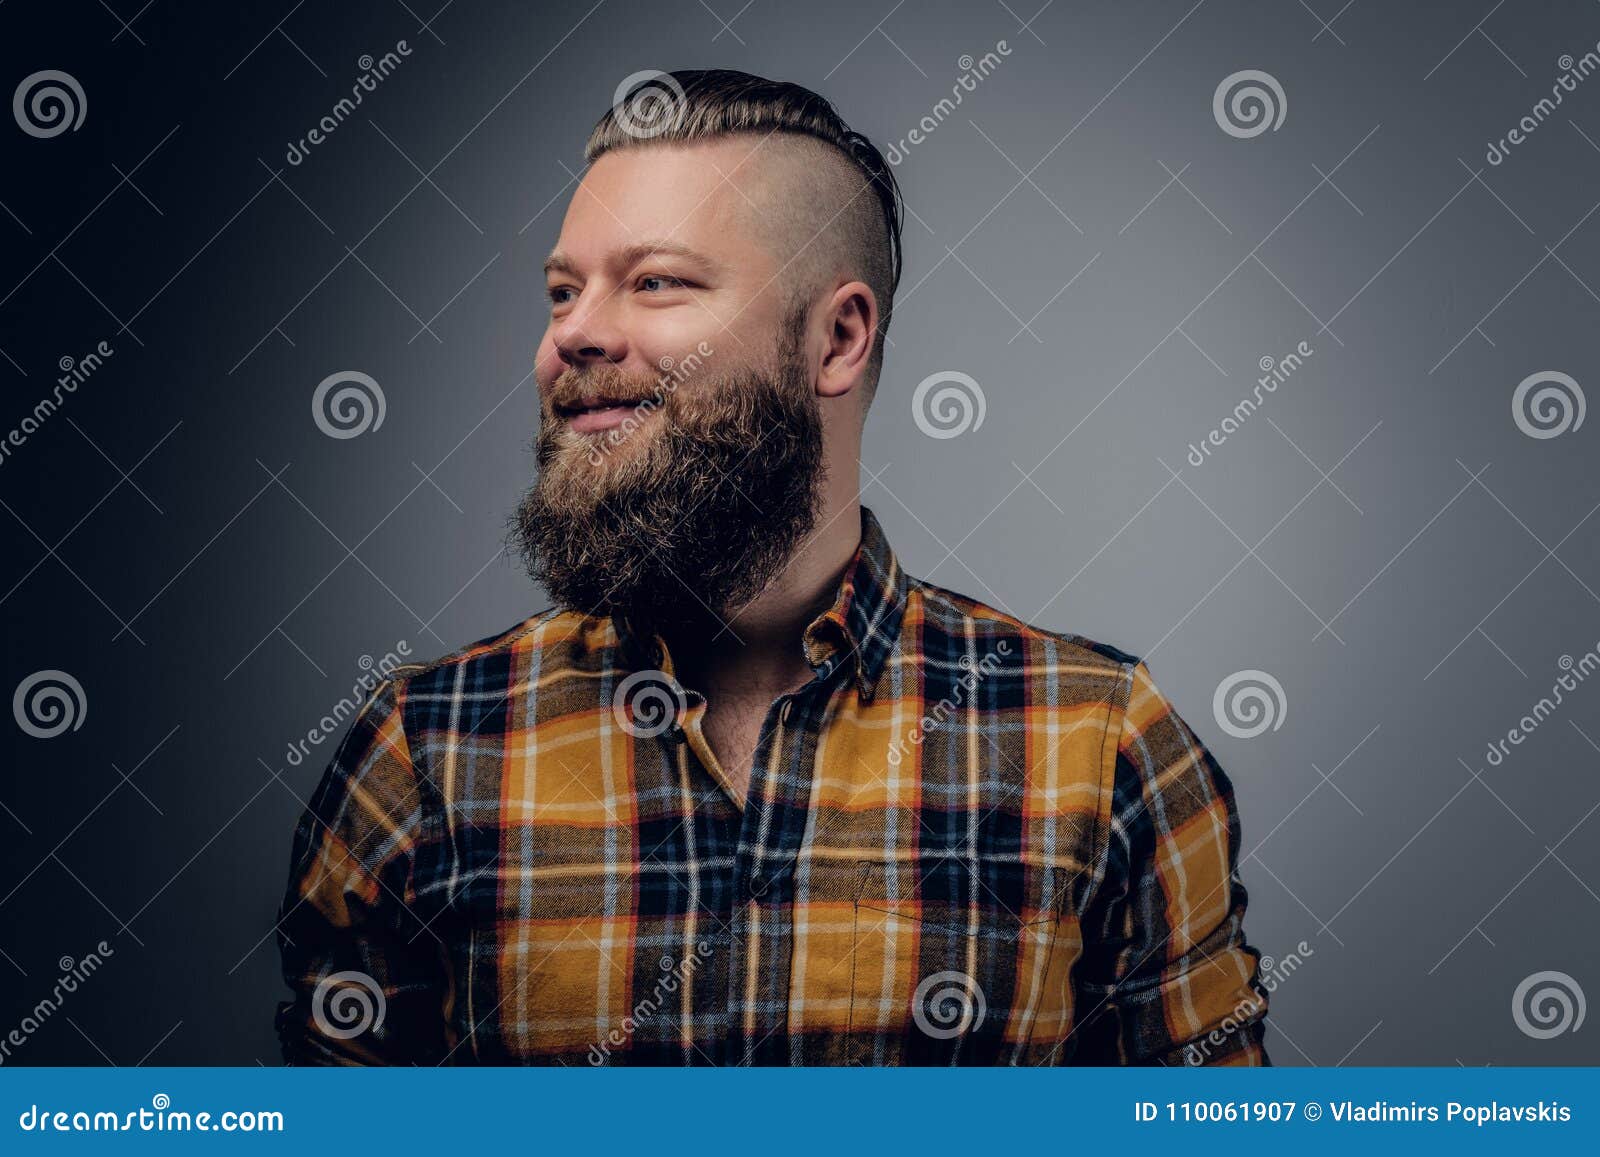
[534,333,563,388]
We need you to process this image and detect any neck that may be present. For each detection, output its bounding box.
[664,496,862,700]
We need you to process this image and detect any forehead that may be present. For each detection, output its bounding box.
[556,137,781,267]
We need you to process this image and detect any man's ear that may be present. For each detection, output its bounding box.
[816,281,878,400]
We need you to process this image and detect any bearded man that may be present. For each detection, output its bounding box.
[275,69,1268,1067]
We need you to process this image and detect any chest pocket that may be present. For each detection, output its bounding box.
[795,854,1072,1065]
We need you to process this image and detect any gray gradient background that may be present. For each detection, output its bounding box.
[2,0,1598,1065]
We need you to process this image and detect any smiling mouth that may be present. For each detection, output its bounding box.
[555,395,653,434]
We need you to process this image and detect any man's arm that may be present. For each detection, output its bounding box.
[275,676,450,1065]
[1071,660,1268,1066]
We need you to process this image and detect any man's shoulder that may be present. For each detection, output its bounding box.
[381,607,608,697]
[906,576,1143,673]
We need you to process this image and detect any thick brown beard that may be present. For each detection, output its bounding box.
[511,314,826,635]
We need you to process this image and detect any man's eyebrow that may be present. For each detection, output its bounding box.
[543,241,720,278]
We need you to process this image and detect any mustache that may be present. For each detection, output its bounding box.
[542,365,672,418]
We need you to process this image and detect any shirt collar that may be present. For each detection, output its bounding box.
[610,505,909,702]
[799,505,908,701]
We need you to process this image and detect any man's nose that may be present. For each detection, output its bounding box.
[552,291,628,368]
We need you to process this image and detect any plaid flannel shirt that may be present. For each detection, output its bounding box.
[276,506,1267,1066]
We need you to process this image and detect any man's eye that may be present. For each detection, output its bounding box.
[549,286,576,305]
[639,275,685,292]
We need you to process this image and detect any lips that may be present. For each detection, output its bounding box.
[554,394,649,434]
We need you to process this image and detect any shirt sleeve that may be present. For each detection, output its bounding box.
[274,676,451,1065]
[1070,660,1268,1066]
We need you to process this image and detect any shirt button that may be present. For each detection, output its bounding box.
[749,873,768,897]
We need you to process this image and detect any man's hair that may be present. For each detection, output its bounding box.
[584,69,904,399]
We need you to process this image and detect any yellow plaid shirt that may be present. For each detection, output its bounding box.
[276,507,1268,1065]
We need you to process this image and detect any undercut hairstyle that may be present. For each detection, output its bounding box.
[584,68,904,400]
